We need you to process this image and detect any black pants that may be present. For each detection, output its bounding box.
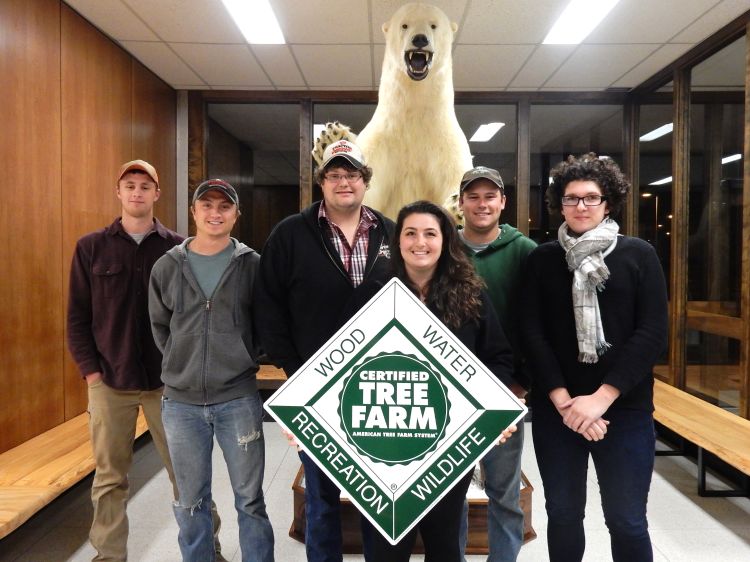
[365,471,473,562]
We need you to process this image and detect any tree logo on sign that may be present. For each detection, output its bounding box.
[339,353,450,465]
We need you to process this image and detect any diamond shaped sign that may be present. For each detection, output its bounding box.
[264,278,527,544]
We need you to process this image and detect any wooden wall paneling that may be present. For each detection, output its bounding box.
[299,99,312,210]
[516,99,530,236]
[131,60,177,230]
[61,4,133,419]
[669,69,691,389]
[0,0,64,453]
[740,27,750,419]
[622,100,640,236]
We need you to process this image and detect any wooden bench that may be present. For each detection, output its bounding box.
[0,410,148,539]
[257,364,287,390]
[653,379,750,497]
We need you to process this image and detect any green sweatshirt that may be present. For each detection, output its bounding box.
[462,224,537,388]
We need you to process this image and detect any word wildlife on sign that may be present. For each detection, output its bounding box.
[264,279,526,544]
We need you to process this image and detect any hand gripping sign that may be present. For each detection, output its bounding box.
[264,279,527,544]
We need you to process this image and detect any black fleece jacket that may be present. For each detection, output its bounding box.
[520,236,668,413]
[254,202,395,377]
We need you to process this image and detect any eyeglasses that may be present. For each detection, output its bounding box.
[324,172,362,183]
[561,195,607,207]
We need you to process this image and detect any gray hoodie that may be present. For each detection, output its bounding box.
[149,238,260,405]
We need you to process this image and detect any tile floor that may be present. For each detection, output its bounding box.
[1,421,748,561]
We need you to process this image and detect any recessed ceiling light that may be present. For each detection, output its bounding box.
[649,177,673,186]
[222,0,286,44]
[721,153,742,164]
[543,0,620,45]
[469,122,505,142]
[641,192,653,198]
[640,123,673,142]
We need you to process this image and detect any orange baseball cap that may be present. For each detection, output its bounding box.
[117,159,159,187]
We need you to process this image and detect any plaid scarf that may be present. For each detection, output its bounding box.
[558,217,620,363]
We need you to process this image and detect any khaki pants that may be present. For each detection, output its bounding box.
[87,381,177,561]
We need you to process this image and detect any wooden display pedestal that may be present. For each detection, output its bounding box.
[290,465,536,554]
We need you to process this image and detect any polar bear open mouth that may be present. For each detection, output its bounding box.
[404,49,433,81]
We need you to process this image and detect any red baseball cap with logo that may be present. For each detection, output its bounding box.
[321,140,366,169]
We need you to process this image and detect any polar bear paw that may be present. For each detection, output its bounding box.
[311,121,358,166]
[443,191,463,224]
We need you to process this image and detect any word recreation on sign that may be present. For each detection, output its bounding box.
[264,279,526,544]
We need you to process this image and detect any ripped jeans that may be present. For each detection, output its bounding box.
[162,393,274,562]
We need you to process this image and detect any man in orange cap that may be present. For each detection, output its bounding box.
[67,160,222,561]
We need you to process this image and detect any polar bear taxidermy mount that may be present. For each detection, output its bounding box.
[311,3,472,220]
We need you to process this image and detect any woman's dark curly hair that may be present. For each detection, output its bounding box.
[546,153,630,217]
[391,200,485,331]
[314,159,373,188]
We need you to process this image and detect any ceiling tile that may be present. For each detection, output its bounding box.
[371,0,469,41]
[545,44,659,89]
[64,0,159,40]
[610,44,694,88]
[459,0,567,44]
[453,45,535,88]
[292,45,373,88]
[691,36,746,88]
[252,45,306,87]
[272,0,370,44]
[121,41,205,86]
[671,0,750,43]
[586,0,720,44]
[509,45,576,88]
[171,43,271,87]
[124,0,245,43]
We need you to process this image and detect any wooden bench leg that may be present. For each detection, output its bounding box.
[697,448,750,497]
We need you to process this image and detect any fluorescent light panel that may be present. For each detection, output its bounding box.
[649,176,672,186]
[313,124,326,139]
[469,122,505,142]
[722,153,742,164]
[640,123,673,142]
[222,0,285,44]
[543,0,620,45]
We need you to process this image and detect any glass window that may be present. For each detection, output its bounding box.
[529,105,623,243]
[207,103,300,249]
[684,35,746,413]
[638,104,674,284]
[456,105,517,226]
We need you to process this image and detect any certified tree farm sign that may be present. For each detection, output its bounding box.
[264,278,527,544]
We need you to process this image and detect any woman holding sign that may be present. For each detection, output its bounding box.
[363,200,517,561]
[521,154,668,562]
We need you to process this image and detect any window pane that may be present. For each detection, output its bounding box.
[530,105,623,243]
[457,105,517,225]
[207,103,300,248]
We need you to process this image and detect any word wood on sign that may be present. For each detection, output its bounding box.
[264,278,526,544]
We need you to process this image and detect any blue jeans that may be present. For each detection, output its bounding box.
[300,451,374,562]
[162,394,274,562]
[532,402,655,562]
[459,422,525,562]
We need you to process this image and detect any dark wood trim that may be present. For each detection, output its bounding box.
[669,68,691,389]
[516,99,530,235]
[194,89,628,106]
[622,99,639,236]
[741,28,750,419]
[634,10,750,94]
[187,90,206,226]
[299,99,313,210]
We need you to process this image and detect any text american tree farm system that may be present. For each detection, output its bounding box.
[264,279,526,544]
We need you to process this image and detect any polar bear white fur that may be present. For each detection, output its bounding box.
[355,3,472,220]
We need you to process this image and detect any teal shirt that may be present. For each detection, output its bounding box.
[187,240,235,298]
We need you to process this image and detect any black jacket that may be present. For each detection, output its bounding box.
[254,202,395,376]
[520,236,668,412]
